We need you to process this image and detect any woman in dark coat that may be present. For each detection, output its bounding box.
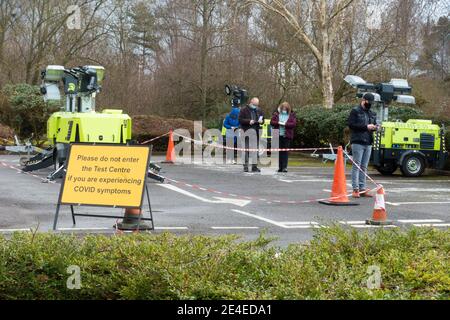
[270,102,297,173]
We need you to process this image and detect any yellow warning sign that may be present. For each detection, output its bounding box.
[60,144,150,207]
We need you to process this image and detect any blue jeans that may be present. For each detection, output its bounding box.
[351,144,372,191]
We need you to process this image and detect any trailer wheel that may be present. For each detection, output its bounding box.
[400,154,425,177]
[375,162,398,175]
[19,156,31,166]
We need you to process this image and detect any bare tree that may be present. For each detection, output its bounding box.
[247,0,355,108]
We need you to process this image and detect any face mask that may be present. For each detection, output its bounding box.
[281,110,288,114]
[250,104,257,109]
[364,102,372,109]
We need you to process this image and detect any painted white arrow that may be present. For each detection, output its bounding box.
[159,184,251,207]
[213,197,251,207]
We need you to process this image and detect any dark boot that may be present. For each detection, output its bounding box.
[251,166,261,173]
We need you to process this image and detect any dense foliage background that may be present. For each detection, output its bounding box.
[0,84,60,140]
[0,1,448,121]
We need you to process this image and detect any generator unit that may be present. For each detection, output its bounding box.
[373,120,447,176]
[344,75,448,177]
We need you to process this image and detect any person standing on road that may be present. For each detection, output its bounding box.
[348,93,378,198]
[223,99,240,164]
[238,97,264,173]
[270,102,297,173]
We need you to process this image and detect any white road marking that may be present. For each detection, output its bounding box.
[211,227,259,230]
[57,227,110,231]
[280,221,322,229]
[413,223,450,228]
[387,188,450,193]
[386,201,450,206]
[231,211,324,229]
[0,228,32,232]
[385,201,400,206]
[213,197,251,207]
[351,225,397,229]
[338,220,397,228]
[280,221,319,225]
[398,219,444,223]
[279,179,332,183]
[58,227,189,231]
[232,209,287,228]
[378,179,450,184]
[284,225,322,229]
[155,227,189,230]
[159,184,251,207]
[339,221,367,225]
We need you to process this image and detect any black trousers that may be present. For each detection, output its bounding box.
[279,137,291,170]
[243,132,259,168]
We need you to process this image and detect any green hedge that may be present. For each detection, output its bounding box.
[0,84,60,141]
[292,104,426,148]
[0,226,449,300]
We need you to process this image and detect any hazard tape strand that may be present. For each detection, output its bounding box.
[173,132,335,153]
[343,149,382,189]
[165,177,376,205]
[140,132,171,145]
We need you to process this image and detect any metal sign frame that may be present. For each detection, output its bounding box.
[53,143,153,231]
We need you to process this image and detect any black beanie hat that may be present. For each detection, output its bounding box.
[363,93,375,102]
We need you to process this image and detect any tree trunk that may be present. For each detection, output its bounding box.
[199,0,209,121]
[320,0,334,109]
[321,50,334,109]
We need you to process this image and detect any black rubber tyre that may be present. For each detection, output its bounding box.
[375,162,398,175]
[400,154,426,177]
[19,156,31,166]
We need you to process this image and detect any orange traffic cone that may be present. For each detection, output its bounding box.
[115,208,152,231]
[319,146,359,206]
[366,186,392,225]
[163,129,176,164]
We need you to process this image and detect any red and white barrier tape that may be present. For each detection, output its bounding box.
[140,131,382,193]
[343,149,382,189]
[165,177,374,205]
[0,161,57,184]
[140,132,171,145]
[173,133,335,153]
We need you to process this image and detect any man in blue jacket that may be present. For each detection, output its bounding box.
[223,99,240,164]
[348,93,378,198]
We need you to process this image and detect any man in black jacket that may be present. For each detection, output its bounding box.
[348,93,378,198]
[239,97,264,172]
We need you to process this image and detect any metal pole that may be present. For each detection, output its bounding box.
[53,203,61,231]
[70,205,76,225]
[146,185,154,230]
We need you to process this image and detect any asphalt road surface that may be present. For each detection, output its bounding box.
[0,154,449,246]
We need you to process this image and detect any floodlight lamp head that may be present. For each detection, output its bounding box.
[225,84,248,105]
[395,95,416,104]
[344,74,415,105]
[344,75,367,88]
